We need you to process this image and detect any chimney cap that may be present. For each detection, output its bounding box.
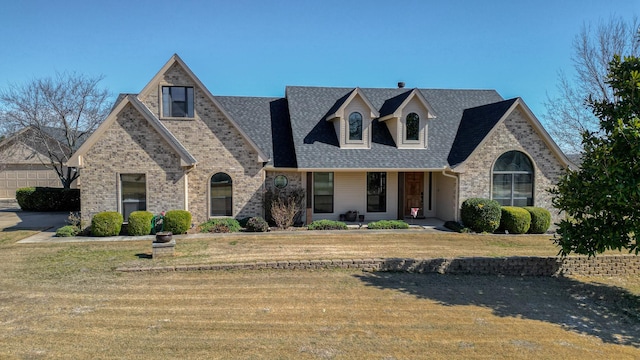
[397,81,405,88]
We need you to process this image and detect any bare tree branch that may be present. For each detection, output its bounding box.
[0,72,111,188]
[544,15,640,154]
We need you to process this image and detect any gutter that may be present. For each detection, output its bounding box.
[441,167,459,222]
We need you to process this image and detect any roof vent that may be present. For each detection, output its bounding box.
[397,81,405,88]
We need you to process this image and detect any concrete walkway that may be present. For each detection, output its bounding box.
[1,204,448,244]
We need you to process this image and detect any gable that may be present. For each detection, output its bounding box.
[448,98,571,170]
[137,54,268,162]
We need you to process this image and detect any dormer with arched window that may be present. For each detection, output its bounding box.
[325,88,379,149]
[378,89,437,149]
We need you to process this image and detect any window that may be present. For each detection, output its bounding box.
[274,175,288,189]
[313,172,333,213]
[367,172,386,212]
[210,172,232,216]
[492,151,533,206]
[121,174,146,222]
[405,112,420,141]
[348,112,363,141]
[162,86,194,118]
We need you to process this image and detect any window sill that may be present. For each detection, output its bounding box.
[160,116,195,121]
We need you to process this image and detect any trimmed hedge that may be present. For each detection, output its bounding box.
[367,220,409,229]
[163,210,192,234]
[128,211,154,236]
[246,217,269,232]
[16,187,80,212]
[460,198,502,233]
[199,218,241,233]
[91,211,123,237]
[523,207,552,234]
[307,219,348,230]
[55,225,79,237]
[444,221,470,233]
[500,206,531,234]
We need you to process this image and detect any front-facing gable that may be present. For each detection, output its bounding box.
[137,54,268,163]
[447,97,571,171]
[67,95,197,168]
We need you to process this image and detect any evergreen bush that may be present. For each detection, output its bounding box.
[500,206,531,234]
[307,219,348,230]
[163,210,192,234]
[367,220,409,229]
[246,217,269,232]
[460,198,501,233]
[199,218,241,233]
[127,210,154,236]
[91,211,123,237]
[523,207,551,234]
[16,187,80,211]
[55,225,79,237]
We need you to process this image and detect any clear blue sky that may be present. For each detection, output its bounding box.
[1,0,638,119]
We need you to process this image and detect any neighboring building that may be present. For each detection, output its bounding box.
[0,126,77,199]
[68,54,572,225]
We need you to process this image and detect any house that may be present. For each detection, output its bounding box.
[68,54,571,225]
[0,126,80,199]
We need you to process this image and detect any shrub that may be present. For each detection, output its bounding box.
[523,207,552,234]
[444,221,470,233]
[16,187,80,212]
[265,188,305,229]
[367,220,409,229]
[500,206,531,234]
[55,225,79,237]
[307,219,348,230]
[91,211,123,237]
[127,210,154,236]
[237,217,251,228]
[199,218,241,233]
[246,217,269,232]
[163,210,192,234]
[460,198,502,233]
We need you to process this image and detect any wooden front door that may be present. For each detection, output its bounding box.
[404,172,424,217]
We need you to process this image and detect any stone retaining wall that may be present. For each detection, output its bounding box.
[116,255,640,277]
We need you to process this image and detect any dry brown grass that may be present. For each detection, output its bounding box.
[0,230,639,359]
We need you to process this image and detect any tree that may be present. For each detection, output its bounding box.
[551,55,640,257]
[544,16,640,154]
[0,72,110,188]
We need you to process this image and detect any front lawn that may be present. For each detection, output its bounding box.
[1,230,638,359]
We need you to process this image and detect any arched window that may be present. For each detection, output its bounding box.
[492,151,534,206]
[210,172,232,216]
[405,113,420,141]
[348,112,363,141]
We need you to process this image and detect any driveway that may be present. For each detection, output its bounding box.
[0,201,69,232]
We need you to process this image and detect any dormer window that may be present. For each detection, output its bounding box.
[348,112,363,141]
[162,86,194,118]
[406,113,420,141]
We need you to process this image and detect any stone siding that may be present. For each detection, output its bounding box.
[137,63,265,224]
[80,104,185,223]
[458,108,566,223]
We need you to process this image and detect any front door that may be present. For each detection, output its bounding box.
[404,172,424,217]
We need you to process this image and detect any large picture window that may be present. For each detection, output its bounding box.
[313,172,334,213]
[492,151,534,206]
[121,174,146,222]
[210,172,232,216]
[162,86,194,118]
[405,112,420,141]
[367,172,386,212]
[348,112,363,141]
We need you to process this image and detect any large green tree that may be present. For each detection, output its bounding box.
[552,55,640,256]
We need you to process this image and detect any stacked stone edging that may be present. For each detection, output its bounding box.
[116,255,640,276]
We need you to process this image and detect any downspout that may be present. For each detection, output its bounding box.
[441,167,459,222]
